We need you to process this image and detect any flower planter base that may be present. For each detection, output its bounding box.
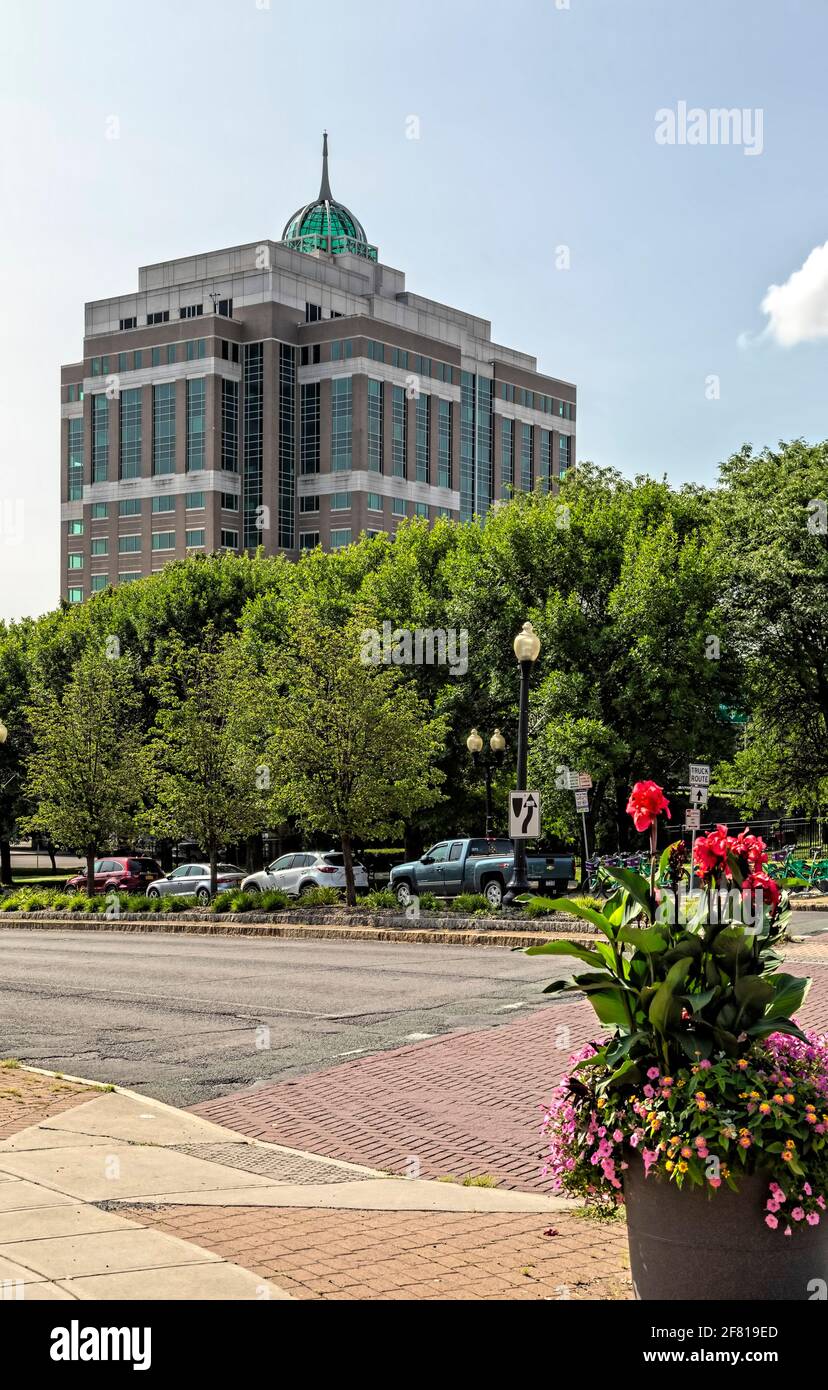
[624,1162,828,1300]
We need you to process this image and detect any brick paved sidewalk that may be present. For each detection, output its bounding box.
[120,1203,631,1301]
[193,960,828,1192]
[0,1062,99,1139]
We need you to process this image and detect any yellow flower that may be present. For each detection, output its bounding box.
[597,1097,607,1109]
[665,1160,674,1172]
[759,1102,771,1114]
[784,1093,795,1104]
[678,1161,688,1173]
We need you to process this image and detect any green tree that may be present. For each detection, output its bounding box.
[0,621,33,885]
[716,440,828,813]
[25,644,145,885]
[266,610,447,904]
[144,633,268,896]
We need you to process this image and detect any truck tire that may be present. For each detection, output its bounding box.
[481,877,505,909]
[395,880,414,908]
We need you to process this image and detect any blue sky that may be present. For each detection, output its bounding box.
[2,0,828,620]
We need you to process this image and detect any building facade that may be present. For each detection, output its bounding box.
[60,135,576,601]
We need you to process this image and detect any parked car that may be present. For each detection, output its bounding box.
[389,837,576,909]
[65,856,162,895]
[146,862,246,905]
[241,850,369,898]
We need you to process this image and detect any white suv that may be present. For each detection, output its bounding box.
[241,851,369,897]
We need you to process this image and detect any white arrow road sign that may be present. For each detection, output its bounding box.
[689,762,710,786]
[688,785,709,809]
[574,788,590,813]
[510,791,541,838]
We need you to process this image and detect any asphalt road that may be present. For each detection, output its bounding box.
[0,929,569,1108]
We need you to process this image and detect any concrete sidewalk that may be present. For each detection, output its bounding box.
[0,1076,603,1300]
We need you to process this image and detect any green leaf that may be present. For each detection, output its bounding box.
[601,865,655,923]
[726,849,746,889]
[524,897,616,939]
[733,976,775,1009]
[587,990,632,1028]
[617,925,667,953]
[745,1018,810,1042]
[764,973,811,1020]
[648,958,692,1036]
[524,939,607,969]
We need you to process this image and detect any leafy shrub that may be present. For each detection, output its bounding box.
[448,893,492,915]
[298,886,342,907]
[358,889,397,909]
[416,891,440,911]
[211,891,234,914]
[258,890,289,912]
[0,898,19,913]
[161,896,189,913]
[121,893,153,913]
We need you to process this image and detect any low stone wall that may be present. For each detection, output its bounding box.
[0,905,593,946]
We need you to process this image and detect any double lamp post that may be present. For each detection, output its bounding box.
[464,622,541,905]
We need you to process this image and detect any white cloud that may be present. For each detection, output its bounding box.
[760,240,828,347]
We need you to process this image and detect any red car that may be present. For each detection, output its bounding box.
[65,856,163,895]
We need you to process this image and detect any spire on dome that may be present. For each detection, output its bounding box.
[318,131,333,202]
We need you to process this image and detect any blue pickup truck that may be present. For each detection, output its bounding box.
[389,837,575,910]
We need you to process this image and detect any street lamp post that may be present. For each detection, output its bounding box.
[503,621,541,906]
[466,727,506,837]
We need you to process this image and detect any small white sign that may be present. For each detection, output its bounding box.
[574,788,590,813]
[688,785,709,809]
[685,809,701,830]
[689,762,710,786]
[577,771,593,789]
[510,791,541,838]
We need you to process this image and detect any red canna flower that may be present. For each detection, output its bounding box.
[626,780,671,832]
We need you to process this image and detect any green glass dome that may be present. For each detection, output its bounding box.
[282,134,378,262]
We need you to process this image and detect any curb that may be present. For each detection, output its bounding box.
[0,914,588,949]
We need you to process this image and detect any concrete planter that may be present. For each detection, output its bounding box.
[624,1158,828,1300]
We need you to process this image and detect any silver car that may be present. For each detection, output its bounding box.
[241,850,368,897]
[146,862,246,905]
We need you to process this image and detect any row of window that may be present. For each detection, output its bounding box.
[69,526,238,566]
[88,340,208,379]
[499,381,575,419]
[117,300,230,333]
[366,340,454,383]
[67,494,238,534]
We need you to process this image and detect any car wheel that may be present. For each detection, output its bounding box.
[482,878,504,909]
[146,887,160,900]
[395,881,414,908]
[246,883,260,894]
[196,887,211,906]
[298,882,316,898]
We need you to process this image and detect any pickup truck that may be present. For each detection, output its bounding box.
[389,837,575,910]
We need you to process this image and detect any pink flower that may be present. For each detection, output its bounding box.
[647,1067,660,1080]
[626,781,671,832]
[708,1177,721,1188]
[612,1129,624,1144]
[765,1213,778,1229]
[807,1212,820,1226]
[792,1207,805,1221]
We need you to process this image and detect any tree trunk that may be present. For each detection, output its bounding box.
[0,839,12,887]
[86,849,96,896]
[209,845,218,899]
[341,832,356,907]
